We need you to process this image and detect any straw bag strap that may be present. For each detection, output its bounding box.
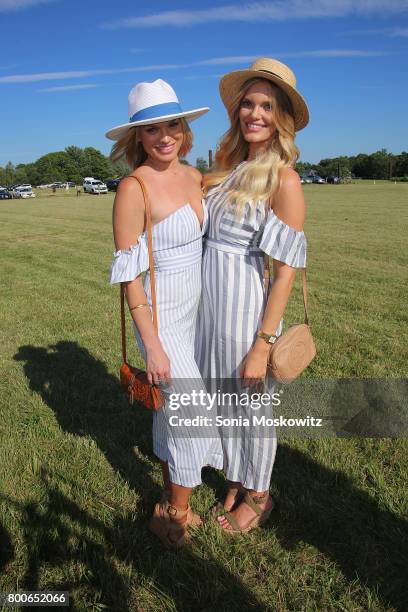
[120,175,158,364]
[264,256,310,325]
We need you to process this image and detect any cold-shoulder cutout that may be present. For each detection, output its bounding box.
[271,167,305,232]
[259,209,307,268]
[110,233,149,284]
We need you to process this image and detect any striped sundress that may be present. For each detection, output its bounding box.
[195,163,307,491]
[111,201,223,487]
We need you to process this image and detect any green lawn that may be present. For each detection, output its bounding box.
[0,184,407,611]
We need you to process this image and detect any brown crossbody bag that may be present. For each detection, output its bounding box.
[264,257,316,384]
[119,176,165,410]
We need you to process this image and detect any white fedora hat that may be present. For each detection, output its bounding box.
[106,79,209,141]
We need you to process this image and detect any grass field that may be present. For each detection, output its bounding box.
[0,184,407,611]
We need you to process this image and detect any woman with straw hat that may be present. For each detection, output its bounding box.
[107,79,222,547]
[195,58,309,533]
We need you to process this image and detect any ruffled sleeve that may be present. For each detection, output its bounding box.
[259,210,307,268]
[110,234,149,285]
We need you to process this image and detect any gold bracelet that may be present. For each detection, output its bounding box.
[129,303,149,312]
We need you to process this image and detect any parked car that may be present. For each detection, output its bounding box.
[312,176,326,184]
[106,179,121,192]
[301,176,313,184]
[327,176,341,184]
[15,186,36,198]
[83,177,108,194]
[0,188,12,200]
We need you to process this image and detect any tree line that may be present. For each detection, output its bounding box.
[295,149,408,181]
[0,146,128,187]
[1,147,408,186]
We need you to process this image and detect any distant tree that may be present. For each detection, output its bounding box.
[394,151,408,177]
[196,157,209,174]
[3,161,15,185]
[34,151,77,184]
[351,154,371,179]
[23,163,41,186]
[110,158,129,178]
[370,149,391,180]
[317,157,350,179]
[65,145,86,182]
[295,161,312,176]
[83,147,111,181]
[14,164,30,184]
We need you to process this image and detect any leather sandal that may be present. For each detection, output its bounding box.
[218,492,274,534]
[211,483,245,515]
[149,501,202,548]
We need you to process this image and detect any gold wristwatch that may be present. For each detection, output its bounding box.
[256,330,278,345]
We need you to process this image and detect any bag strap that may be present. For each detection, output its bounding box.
[120,175,158,364]
[264,255,310,325]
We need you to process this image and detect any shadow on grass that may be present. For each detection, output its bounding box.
[2,482,129,610]
[270,444,408,612]
[14,341,265,611]
[0,521,14,572]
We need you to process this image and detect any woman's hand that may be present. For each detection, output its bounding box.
[240,341,270,387]
[146,344,171,385]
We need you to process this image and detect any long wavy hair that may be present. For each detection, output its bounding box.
[203,78,299,216]
[110,118,193,170]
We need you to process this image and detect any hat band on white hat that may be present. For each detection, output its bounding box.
[129,101,183,123]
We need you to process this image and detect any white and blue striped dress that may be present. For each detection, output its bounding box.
[111,202,223,487]
[195,164,307,491]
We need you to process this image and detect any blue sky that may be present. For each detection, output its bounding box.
[1,0,408,166]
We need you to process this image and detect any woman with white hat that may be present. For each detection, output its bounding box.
[107,79,222,547]
[195,58,309,533]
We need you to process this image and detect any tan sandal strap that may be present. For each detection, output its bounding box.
[228,486,240,497]
[243,492,265,516]
[223,511,241,531]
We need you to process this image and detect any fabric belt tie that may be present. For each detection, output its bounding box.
[205,238,263,257]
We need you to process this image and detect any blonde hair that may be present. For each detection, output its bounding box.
[204,78,299,217]
[110,118,193,170]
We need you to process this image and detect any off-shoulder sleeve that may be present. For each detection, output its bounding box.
[259,210,307,268]
[110,234,149,284]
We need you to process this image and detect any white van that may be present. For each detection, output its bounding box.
[15,186,36,198]
[83,177,108,194]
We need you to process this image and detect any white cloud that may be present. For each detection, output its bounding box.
[338,26,408,37]
[285,49,388,57]
[38,84,102,92]
[184,74,223,80]
[391,27,408,36]
[0,70,112,83]
[0,65,190,84]
[0,0,56,12]
[0,50,390,84]
[100,1,408,29]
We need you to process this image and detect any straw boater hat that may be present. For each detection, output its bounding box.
[106,79,209,141]
[219,58,309,131]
